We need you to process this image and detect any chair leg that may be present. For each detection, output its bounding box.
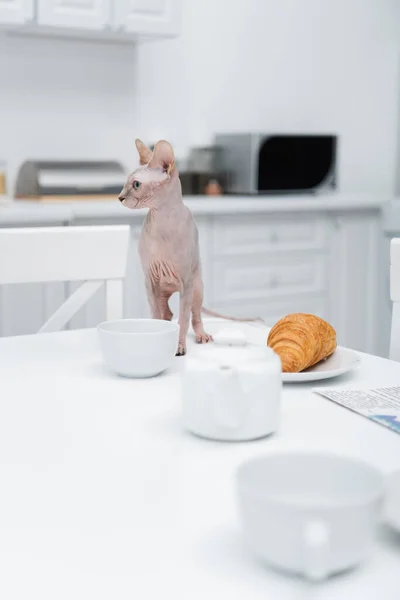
[39,280,103,333]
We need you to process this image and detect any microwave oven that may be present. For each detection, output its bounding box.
[214,133,337,194]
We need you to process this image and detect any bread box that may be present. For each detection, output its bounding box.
[15,160,126,202]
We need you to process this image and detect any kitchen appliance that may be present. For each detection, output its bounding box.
[214,133,337,194]
[15,160,126,201]
[187,146,221,173]
[180,145,224,195]
[179,171,225,195]
[0,160,9,204]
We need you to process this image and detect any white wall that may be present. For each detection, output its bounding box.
[1,1,399,195]
[0,34,137,194]
[135,0,400,194]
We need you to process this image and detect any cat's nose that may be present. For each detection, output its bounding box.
[118,195,126,203]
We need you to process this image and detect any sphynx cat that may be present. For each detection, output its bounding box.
[118,139,212,356]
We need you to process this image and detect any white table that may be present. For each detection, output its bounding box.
[0,325,400,599]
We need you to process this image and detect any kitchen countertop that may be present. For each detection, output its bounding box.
[0,193,388,225]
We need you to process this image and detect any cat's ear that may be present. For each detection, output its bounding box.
[148,140,175,175]
[135,139,153,165]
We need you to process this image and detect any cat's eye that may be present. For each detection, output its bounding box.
[133,180,141,190]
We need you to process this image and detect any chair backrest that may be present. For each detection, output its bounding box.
[0,225,130,333]
[390,238,400,361]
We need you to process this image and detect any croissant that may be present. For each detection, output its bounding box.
[267,313,337,373]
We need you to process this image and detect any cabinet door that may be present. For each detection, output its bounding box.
[114,0,180,36]
[209,296,328,327]
[327,210,382,355]
[0,0,33,24]
[37,0,110,29]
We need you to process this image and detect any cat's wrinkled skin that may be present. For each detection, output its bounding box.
[119,139,212,356]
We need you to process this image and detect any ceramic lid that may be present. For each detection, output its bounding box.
[190,343,277,367]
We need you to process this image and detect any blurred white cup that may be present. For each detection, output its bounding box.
[236,451,384,580]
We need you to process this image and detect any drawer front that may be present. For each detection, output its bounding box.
[209,296,328,327]
[213,255,327,303]
[212,215,327,256]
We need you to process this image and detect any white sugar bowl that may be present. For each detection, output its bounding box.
[181,339,282,442]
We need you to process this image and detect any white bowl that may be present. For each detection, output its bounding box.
[97,319,179,378]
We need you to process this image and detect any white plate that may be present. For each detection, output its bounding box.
[191,318,361,383]
[280,346,361,382]
[385,470,400,534]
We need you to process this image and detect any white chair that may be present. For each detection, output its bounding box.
[0,225,130,333]
[390,238,400,361]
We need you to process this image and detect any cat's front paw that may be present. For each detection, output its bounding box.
[193,323,213,344]
[195,331,212,344]
[176,342,186,356]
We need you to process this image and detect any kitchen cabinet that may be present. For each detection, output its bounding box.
[211,215,327,255]
[0,199,384,355]
[0,0,33,24]
[327,211,382,355]
[207,212,381,354]
[113,0,180,36]
[36,0,110,30]
[0,0,180,40]
[71,209,382,354]
[211,296,328,327]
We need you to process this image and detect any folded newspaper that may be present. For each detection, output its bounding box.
[314,387,400,434]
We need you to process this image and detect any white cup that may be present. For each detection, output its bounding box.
[182,345,281,441]
[236,452,385,580]
[97,319,179,378]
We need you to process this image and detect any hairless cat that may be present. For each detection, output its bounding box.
[119,139,259,356]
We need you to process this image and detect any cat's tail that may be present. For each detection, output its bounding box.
[201,306,265,326]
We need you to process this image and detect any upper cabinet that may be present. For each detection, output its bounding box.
[114,0,179,36]
[0,0,180,40]
[37,0,110,30]
[0,0,33,24]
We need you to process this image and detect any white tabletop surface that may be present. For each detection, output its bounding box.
[0,324,400,599]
